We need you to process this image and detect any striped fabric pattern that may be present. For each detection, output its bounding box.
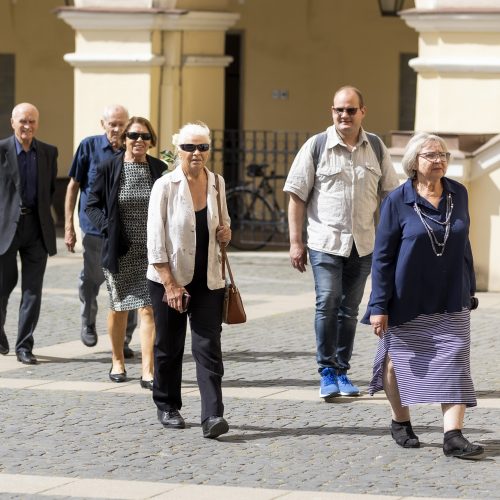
[369,308,477,407]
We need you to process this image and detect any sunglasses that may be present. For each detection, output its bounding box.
[126,132,152,141]
[179,143,210,153]
[333,107,359,116]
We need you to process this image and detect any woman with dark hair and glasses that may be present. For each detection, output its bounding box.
[86,116,165,388]
[362,132,483,459]
[146,121,232,439]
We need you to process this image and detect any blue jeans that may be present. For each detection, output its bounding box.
[309,246,372,374]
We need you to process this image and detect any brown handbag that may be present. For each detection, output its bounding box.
[215,175,247,324]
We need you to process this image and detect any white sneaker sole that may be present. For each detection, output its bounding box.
[319,388,339,398]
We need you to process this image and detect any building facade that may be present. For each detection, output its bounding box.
[1,0,499,290]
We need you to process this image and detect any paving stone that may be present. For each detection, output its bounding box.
[0,240,498,498]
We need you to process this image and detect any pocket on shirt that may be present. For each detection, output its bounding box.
[358,163,382,197]
[316,164,343,194]
[316,164,342,178]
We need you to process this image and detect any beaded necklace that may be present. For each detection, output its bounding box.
[413,192,453,257]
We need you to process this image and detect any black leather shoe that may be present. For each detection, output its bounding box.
[0,329,9,355]
[16,351,38,365]
[108,367,127,383]
[443,430,485,459]
[140,377,153,391]
[157,408,185,429]
[81,325,98,347]
[123,345,134,359]
[202,416,229,439]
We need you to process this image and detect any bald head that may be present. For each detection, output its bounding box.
[101,104,129,150]
[11,103,39,149]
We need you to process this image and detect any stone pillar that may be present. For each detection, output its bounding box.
[56,0,238,158]
[401,0,500,133]
[399,0,500,291]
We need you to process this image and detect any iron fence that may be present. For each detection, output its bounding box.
[209,129,312,249]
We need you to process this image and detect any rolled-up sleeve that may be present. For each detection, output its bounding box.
[283,136,316,202]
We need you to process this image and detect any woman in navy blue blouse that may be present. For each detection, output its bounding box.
[362,132,483,459]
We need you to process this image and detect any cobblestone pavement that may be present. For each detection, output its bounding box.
[0,238,498,499]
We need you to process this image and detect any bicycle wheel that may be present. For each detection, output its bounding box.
[226,187,278,250]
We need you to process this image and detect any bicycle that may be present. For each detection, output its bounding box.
[226,163,288,250]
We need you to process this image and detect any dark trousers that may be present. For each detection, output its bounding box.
[0,213,48,353]
[80,233,136,344]
[148,279,225,423]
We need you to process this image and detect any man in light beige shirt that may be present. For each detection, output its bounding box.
[284,86,399,399]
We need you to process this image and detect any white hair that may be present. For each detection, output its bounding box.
[102,104,129,122]
[175,121,211,147]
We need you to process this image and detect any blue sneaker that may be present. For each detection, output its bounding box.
[319,367,339,398]
[337,373,360,396]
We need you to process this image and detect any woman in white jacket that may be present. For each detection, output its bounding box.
[147,122,231,439]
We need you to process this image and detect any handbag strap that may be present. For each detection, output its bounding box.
[214,174,236,286]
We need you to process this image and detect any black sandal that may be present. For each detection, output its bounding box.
[391,420,420,448]
[443,430,484,459]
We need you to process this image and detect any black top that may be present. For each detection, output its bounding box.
[191,206,209,288]
[85,152,165,273]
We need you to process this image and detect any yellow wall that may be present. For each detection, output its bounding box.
[469,169,500,290]
[229,0,417,135]
[0,0,418,167]
[0,0,74,173]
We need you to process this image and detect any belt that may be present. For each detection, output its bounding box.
[20,206,33,215]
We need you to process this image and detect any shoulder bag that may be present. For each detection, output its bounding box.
[215,175,247,324]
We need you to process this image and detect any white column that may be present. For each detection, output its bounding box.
[401,0,500,133]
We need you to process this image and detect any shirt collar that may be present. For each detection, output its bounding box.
[327,125,366,150]
[99,133,118,152]
[14,136,37,154]
[402,177,456,205]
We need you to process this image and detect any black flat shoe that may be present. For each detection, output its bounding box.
[140,377,153,390]
[108,367,127,383]
[123,345,134,359]
[157,408,185,429]
[0,329,9,355]
[391,420,420,448]
[202,416,229,439]
[16,351,37,365]
[81,325,98,347]
[443,430,485,459]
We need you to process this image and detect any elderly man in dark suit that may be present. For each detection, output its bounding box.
[0,103,58,364]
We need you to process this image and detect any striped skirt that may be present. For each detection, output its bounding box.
[369,308,477,407]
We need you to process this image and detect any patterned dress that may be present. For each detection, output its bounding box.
[104,161,153,311]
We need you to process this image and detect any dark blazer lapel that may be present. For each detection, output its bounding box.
[35,139,48,203]
[110,154,123,212]
[6,136,20,191]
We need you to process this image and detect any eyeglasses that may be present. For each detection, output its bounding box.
[179,143,210,153]
[126,132,152,141]
[333,107,358,116]
[418,152,451,162]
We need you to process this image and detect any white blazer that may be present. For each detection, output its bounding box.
[147,166,230,290]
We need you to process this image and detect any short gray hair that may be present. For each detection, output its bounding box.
[401,132,449,178]
[102,104,129,122]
